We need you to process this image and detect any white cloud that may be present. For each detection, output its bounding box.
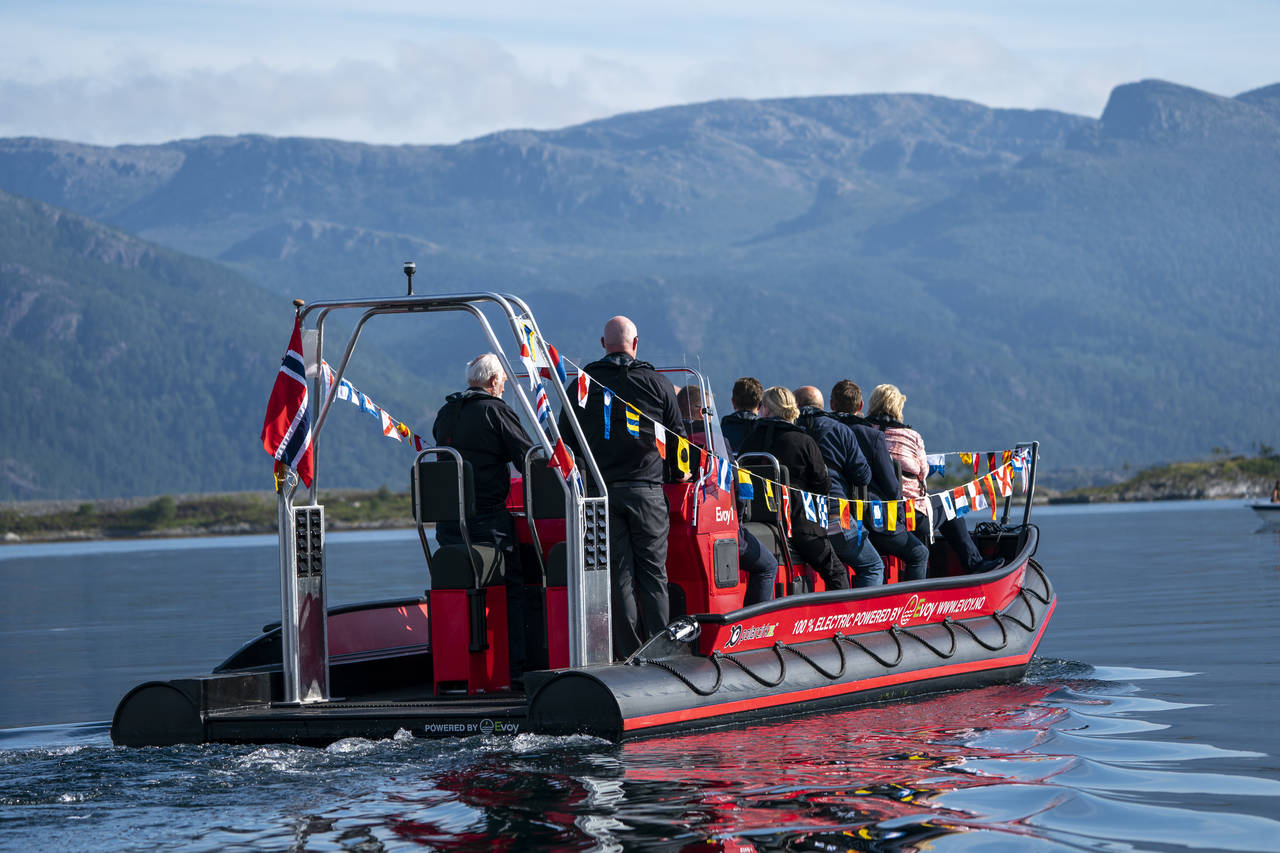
[0,2,1276,145]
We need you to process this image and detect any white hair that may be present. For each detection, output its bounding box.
[466,353,503,387]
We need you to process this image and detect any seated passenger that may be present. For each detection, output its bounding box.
[739,386,849,591]
[720,377,762,454]
[432,353,534,682]
[676,384,708,446]
[865,384,1001,575]
[794,386,888,587]
[828,380,929,582]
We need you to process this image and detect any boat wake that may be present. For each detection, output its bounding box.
[2,662,1278,851]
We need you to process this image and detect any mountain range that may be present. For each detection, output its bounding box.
[1,78,1277,500]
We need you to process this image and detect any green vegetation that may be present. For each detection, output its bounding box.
[0,488,415,542]
[1057,453,1280,502]
[3,80,1280,500]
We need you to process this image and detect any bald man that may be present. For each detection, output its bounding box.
[560,315,685,658]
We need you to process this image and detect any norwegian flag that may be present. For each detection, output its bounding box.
[260,317,314,487]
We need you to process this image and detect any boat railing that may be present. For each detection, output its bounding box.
[274,289,615,705]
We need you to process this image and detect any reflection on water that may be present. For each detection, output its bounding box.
[2,661,1278,851]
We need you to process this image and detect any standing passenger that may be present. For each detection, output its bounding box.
[561,316,685,659]
[432,353,533,684]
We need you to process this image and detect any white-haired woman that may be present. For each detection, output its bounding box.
[866,384,1001,575]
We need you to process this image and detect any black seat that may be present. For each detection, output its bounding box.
[413,454,504,590]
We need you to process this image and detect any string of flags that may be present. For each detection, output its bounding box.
[517,322,1034,539]
[268,313,1033,536]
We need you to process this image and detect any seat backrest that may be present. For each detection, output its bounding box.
[745,463,790,532]
[413,457,476,525]
[526,460,568,520]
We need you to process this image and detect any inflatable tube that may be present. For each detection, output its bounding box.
[528,562,1055,740]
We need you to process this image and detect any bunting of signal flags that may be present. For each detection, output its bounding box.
[320,362,431,452]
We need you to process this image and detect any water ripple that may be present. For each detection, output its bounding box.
[1,663,1278,851]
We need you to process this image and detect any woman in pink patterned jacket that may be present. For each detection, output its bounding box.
[865,384,1001,575]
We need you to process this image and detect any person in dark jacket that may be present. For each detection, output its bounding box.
[794,386,888,587]
[432,353,534,682]
[739,386,849,591]
[829,379,929,582]
[560,316,685,658]
[720,377,762,454]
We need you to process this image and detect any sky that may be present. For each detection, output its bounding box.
[1,1,1277,147]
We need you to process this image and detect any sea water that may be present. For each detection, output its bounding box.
[1,501,1278,850]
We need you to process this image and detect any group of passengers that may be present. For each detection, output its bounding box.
[723,377,1001,594]
[431,315,1000,674]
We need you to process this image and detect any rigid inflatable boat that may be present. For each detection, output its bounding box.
[112,277,1055,747]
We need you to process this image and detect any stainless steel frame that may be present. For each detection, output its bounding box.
[275,291,614,706]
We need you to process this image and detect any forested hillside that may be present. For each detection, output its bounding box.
[2,79,1278,498]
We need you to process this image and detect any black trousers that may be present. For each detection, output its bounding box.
[738,527,778,606]
[607,481,671,659]
[436,508,526,679]
[790,532,849,590]
[868,528,930,581]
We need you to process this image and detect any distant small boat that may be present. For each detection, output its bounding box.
[1249,502,1280,526]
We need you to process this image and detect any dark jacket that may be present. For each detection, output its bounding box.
[739,417,830,538]
[560,353,684,485]
[796,406,870,500]
[832,411,899,501]
[433,388,533,514]
[720,410,758,455]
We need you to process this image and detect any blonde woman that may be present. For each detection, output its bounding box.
[739,386,850,591]
[866,384,1001,575]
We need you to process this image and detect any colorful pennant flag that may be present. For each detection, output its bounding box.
[413,434,424,452]
[801,491,817,523]
[886,500,897,532]
[718,455,732,492]
[546,343,568,384]
[260,316,314,487]
[939,491,956,520]
[549,437,575,482]
[781,489,792,537]
[817,496,829,528]
[993,464,1013,497]
[625,402,640,437]
[654,423,667,458]
[379,409,402,441]
[870,500,885,531]
[904,498,916,531]
[336,378,357,403]
[576,372,590,408]
[1002,450,1013,465]
[959,452,975,473]
[764,479,777,512]
[676,435,691,477]
[987,452,998,472]
[839,498,851,530]
[602,389,613,440]
[737,468,754,501]
[519,342,537,390]
[360,393,378,418]
[534,382,551,426]
[927,454,946,477]
[854,500,864,546]
[982,475,998,519]
[952,486,970,516]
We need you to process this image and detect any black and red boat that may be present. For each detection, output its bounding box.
[111,282,1055,746]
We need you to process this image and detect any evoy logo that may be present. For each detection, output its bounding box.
[898,594,935,627]
[423,718,521,736]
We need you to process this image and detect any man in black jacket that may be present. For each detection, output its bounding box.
[829,379,929,581]
[433,353,534,682]
[561,316,685,658]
